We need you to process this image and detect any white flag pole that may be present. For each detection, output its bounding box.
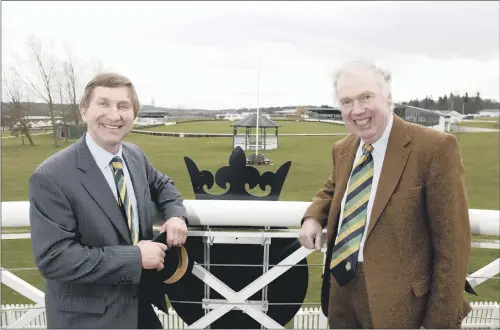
[255,59,261,157]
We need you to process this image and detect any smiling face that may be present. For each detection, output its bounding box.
[336,67,393,144]
[80,86,136,154]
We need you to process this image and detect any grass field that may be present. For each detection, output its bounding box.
[473,117,500,122]
[459,121,500,130]
[1,121,499,308]
[140,119,349,134]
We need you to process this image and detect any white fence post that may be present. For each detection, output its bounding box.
[492,302,500,329]
[318,308,328,329]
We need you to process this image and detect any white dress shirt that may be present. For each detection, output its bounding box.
[336,113,394,262]
[85,133,139,234]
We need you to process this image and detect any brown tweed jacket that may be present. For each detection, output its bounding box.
[304,115,472,328]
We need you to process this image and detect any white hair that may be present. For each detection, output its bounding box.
[332,60,393,99]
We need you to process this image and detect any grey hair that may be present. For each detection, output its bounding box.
[332,60,393,99]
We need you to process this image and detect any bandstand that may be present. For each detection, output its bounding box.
[231,114,280,151]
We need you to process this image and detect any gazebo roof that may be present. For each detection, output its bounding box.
[231,114,280,128]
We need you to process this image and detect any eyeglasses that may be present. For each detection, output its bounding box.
[339,93,376,110]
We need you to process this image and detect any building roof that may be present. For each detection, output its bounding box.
[436,110,462,117]
[231,113,280,128]
[307,107,341,114]
[394,104,448,117]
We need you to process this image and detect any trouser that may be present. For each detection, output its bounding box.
[328,263,374,329]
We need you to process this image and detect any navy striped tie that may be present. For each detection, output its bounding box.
[330,143,374,285]
[110,157,138,245]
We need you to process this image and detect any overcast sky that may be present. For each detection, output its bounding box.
[2,1,499,110]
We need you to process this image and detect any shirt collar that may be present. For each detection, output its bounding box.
[85,133,123,171]
[372,112,393,151]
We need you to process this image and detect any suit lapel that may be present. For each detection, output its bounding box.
[122,145,148,240]
[77,137,131,243]
[365,115,411,239]
[322,135,359,302]
[331,135,359,233]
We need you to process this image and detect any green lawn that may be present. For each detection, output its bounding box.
[139,119,349,134]
[460,121,500,130]
[473,117,500,122]
[2,130,498,210]
[1,124,499,307]
[454,132,500,210]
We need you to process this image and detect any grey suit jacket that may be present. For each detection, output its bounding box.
[28,134,188,329]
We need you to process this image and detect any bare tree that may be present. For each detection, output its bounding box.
[55,70,69,142]
[63,49,82,137]
[23,36,60,147]
[2,67,35,146]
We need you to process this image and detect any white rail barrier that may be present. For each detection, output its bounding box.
[1,201,499,236]
[1,200,499,329]
[1,303,498,329]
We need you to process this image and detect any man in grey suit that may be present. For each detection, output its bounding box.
[29,73,189,328]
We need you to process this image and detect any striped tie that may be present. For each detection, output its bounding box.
[330,143,374,285]
[110,156,138,245]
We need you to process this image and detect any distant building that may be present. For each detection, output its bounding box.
[393,104,451,131]
[272,109,297,116]
[435,110,462,123]
[55,123,86,139]
[216,111,270,121]
[477,109,500,117]
[135,110,168,126]
[306,107,342,120]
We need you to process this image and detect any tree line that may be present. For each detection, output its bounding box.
[401,92,500,114]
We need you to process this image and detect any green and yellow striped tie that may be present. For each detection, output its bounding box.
[330,143,374,285]
[110,156,138,245]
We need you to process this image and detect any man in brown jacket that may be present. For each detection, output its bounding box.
[300,61,472,328]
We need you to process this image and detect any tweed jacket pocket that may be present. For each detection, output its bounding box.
[55,294,106,314]
[412,276,430,297]
[391,184,422,200]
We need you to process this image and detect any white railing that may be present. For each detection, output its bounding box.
[462,302,500,329]
[1,303,498,329]
[2,201,500,236]
[1,200,499,329]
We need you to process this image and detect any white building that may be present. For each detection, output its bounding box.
[216,111,270,121]
[134,110,168,126]
[477,109,500,117]
[435,110,463,123]
[393,104,452,132]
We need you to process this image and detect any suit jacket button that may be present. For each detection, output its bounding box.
[132,293,137,299]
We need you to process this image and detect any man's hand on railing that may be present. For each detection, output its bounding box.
[159,216,188,247]
[299,217,323,251]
